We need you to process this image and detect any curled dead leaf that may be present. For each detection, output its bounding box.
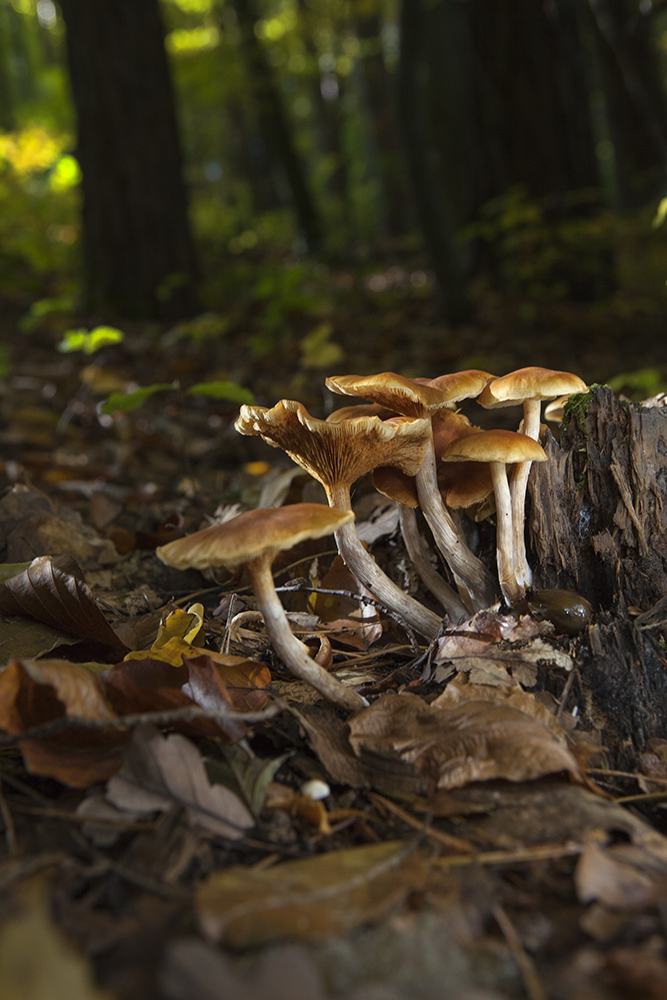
[348,692,582,790]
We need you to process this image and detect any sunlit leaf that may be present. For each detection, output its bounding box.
[57,326,125,355]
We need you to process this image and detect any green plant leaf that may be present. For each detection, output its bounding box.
[204,747,289,817]
[187,381,255,404]
[100,383,175,414]
[58,326,125,355]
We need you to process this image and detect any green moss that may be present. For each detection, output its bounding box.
[563,384,609,434]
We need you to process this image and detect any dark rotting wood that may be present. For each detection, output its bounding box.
[529,385,667,612]
[527,386,667,766]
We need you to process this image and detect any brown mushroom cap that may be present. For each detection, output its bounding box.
[424,369,497,403]
[477,367,587,409]
[235,400,431,493]
[373,465,419,508]
[326,403,396,423]
[326,369,496,417]
[326,372,446,418]
[156,504,355,572]
[442,428,548,465]
[544,395,571,423]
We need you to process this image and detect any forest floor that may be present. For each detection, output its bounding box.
[2,253,667,999]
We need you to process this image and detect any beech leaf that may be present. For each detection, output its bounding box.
[0,658,125,786]
[0,555,125,651]
[106,724,254,839]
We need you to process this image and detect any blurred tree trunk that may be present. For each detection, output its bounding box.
[397,0,470,323]
[0,8,15,131]
[296,0,351,230]
[356,10,409,239]
[232,0,322,250]
[426,0,601,222]
[589,0,667,208]
[399,0,609,310]
[59,0,198,321]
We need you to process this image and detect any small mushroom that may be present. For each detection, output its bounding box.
[478,368,587,590]
[156,504,367,712]
[326,371,498,612]
[442,429,547,605]
[235,400,442,640]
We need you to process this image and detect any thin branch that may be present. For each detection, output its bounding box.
[0,701,284,748]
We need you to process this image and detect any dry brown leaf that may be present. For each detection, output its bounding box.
[106,723,254,839]
[181,651,271,713]
[0,658,126,786]
[432,675,568,742]
[348,692,582,790]
[0,555,125,652]
[574,839,659,909]
[197,839,423,947]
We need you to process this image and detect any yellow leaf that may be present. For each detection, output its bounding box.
[124,603,205,666]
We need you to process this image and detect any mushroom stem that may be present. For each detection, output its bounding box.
[510,399,542,591]
[415,441,498,612]
[489,462,524,606]
[398,506,468,624]
[328,483,442,640]
[249,558,367,712]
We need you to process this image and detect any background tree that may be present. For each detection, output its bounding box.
[58,0,199,320]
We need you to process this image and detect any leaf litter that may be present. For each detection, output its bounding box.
[1,369,667,1000]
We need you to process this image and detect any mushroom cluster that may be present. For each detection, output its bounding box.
[157,365,586,710]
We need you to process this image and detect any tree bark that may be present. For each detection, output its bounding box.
[59,0,198,321]
[528,387,667,769]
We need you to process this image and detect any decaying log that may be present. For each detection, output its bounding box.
[528,386,667,767]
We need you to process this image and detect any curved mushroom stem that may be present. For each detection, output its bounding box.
[415,441,498,612]
[398,505,468,624]
[489,461,524,606]
[249,559,367,712]
[328,484,442,641]
[510,399,542,591]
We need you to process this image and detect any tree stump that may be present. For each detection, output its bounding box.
[528,386,667,769]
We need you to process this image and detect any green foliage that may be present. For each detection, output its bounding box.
[187,380,255,404]
[462,186,616,302]
[0,344,9,378]
[101,378,254,415]
[100,383,177,415]
[607,368,667,400]
[57,326,125,355]
[299,321,343,369]
[166,312,230,343]
[20,296,75,331]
